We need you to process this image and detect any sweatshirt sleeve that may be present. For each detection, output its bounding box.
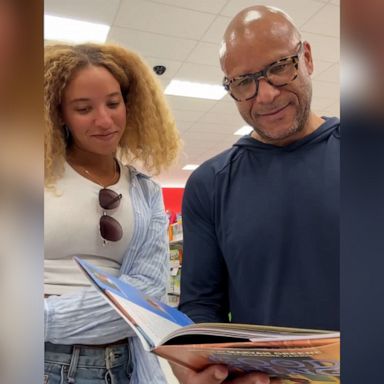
[179,165,229,323]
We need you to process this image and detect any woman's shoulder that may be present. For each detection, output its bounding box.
[125,165,161,198]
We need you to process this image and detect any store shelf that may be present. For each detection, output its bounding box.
[169,239,183,247]
[168,222,183,307]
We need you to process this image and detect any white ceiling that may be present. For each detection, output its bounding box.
[45,0,340,187]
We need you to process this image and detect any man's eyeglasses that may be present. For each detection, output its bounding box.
[99,188,123,242]
[223,41,304,102]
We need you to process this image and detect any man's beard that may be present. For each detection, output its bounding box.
[252,84,313,144]
[254,101,311,143]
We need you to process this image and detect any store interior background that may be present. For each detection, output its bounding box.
[44,1,339,381]
[45,0,339,213]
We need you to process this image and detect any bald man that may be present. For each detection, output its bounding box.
[173,5,339,384]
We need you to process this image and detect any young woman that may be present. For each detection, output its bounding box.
[44,43,180,384]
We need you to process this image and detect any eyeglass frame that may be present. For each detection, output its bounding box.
[222,41,304,102]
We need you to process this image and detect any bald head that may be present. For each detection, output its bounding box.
[220,6,301,67]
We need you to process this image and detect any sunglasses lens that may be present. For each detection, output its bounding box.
[99,188,122,210]
[100,215,123,242]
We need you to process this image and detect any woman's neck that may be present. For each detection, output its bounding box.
[66,147,119,187]
[66,147,116,173]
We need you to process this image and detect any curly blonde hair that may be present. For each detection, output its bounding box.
[45,43,181,187]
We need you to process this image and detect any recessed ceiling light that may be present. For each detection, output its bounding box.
[165,80,226,100]
[182,164,199,171]
[44,15,110,43]
[234,125,253,136]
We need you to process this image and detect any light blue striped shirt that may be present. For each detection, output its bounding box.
[44,167,169,384]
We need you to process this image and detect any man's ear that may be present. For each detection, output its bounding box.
[303,41,314,75]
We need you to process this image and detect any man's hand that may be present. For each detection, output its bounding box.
[170,363,283,384]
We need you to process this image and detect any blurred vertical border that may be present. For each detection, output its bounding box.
[341,0,384,382]
[0,1,44,384]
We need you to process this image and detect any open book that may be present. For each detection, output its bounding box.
[74,257,340,383]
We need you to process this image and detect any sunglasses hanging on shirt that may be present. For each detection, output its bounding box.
[99,188,123,242]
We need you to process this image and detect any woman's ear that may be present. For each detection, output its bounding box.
[57,108,65,127]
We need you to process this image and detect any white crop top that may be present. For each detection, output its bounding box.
[44,160,134,295]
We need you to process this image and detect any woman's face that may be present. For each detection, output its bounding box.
[61,65,127,156]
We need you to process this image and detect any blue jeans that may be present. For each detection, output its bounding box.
[44,341,132,384]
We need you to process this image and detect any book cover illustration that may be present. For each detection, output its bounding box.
[155,340,339,383]
[75,257,192,349]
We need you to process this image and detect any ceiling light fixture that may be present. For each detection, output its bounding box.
[165,80,226,100]
[44,15,110,43]
[182,164,200,171]
[234,125,253,136]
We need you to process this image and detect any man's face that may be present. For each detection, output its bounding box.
[222,38,314,145]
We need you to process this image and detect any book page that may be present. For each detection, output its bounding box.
[164,322,339,345]
[107,291,186,348]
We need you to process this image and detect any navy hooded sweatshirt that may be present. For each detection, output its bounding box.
[180,117,340,331]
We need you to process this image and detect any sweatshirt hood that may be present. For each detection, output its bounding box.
[233,116,340,152]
